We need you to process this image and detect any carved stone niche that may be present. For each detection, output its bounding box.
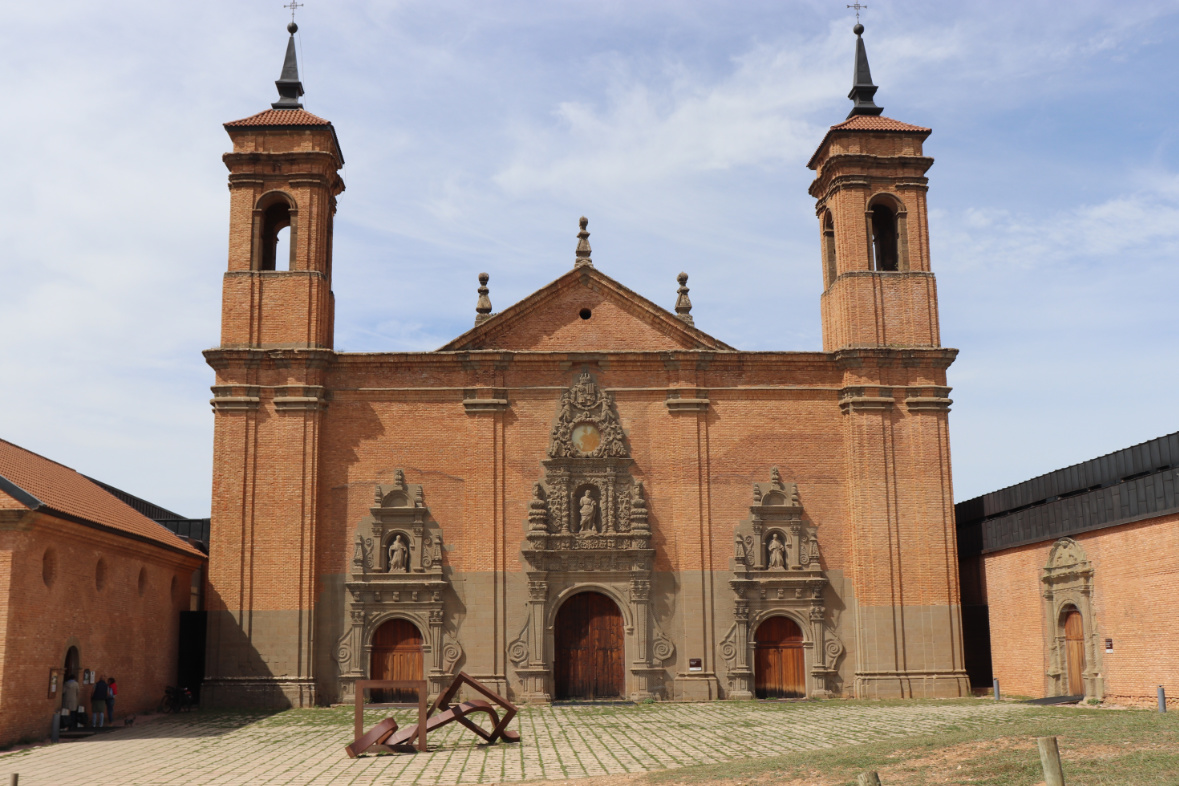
[512,372,672,702]
[720,468,843,700]
[336,470,461,704]
[1042,538,1102,701]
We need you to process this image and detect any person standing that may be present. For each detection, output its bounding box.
[62,673,80,729]
[105,677,117,724]
[91,676,109,728]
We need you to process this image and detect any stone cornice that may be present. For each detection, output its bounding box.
[223,150,341,169]
[274,385,329,412]
[203,347,337,372]
[222,269,329,282]
[210,384,261,412]
[665,389,710,413]
[834,347,959,371]
[809,154,934,198]
[463,396,510,414]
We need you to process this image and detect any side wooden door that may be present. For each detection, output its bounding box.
[1064,608,1086,696]
[370,619,423,703]
[554,592,624,700]
[754,616,805,699]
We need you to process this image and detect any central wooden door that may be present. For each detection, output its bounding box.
[1064,608,1085,696]
[754,616,805,699]
[370,618,423,703]
[554,592,624,700]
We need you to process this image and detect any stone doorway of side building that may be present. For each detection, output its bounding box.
[754,616,805,699]
[369,618,424,704]
[1063,605,1086,697]
[554,591,625,701]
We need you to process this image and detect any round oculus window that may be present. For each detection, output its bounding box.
[571,423,601,455]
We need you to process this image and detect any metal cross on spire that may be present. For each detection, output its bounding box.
[846,3,867,22]
[284,1,303,23]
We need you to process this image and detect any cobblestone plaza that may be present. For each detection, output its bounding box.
[0,700,1030,785]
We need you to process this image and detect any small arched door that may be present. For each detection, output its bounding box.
[370,619,423,703]
[554,592,624,700]
[1063,607,1086,696]
[754,616,805,699]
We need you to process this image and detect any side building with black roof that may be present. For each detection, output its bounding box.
[956,432,1179,706]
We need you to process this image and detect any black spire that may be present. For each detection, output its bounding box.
[272,22,304,110]
[847,23,883,118]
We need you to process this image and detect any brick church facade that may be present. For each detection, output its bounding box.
[203,23,971,707]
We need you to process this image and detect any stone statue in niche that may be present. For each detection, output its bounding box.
[388,534,409,573]
[767,532,786,570]
[579,491,599,533]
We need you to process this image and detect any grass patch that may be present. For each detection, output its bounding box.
[640,703,1179,785]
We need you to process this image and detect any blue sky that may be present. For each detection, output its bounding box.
[2,0,1178,516]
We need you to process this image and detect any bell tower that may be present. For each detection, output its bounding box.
[219,20,344,350]
[809,25,970,699]
[809,22,939,353]
[204,21,344,709]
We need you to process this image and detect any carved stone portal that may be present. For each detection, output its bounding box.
[721,468,843,699]
[1042,538,1102,700]
[513,372,671,702]
[336,471,461,704]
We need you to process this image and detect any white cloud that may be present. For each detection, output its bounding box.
[1,0,1178,514]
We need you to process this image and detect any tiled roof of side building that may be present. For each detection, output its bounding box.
[0,439,204,557]
[224,108,332,127]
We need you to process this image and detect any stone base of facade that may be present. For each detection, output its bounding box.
[202,677,317,709]
[853,671,971,699]
[462,673,509,700]
[672,673,721,701]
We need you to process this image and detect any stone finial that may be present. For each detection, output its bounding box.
[675,272,694,325]
[771,466,783,489]
[475,272,493,325]
[574,216,593,268]
[352,533,366,571]
[630,482,649,532]
[528,482,549,532]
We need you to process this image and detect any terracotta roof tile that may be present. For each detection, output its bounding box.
[0,439,203,556]
[829,115,931,133]
[224,108,332,127]
[807,115,931,169]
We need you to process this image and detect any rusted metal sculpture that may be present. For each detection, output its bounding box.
[346,672,520,757]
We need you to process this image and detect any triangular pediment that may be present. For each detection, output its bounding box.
[439,267,734,352]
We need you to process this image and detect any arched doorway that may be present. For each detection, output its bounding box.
[754,616,805,699]
[1063,606,1085,696]
[554,592,624,700]
[369,619,423,703]
[62,646,80,712]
